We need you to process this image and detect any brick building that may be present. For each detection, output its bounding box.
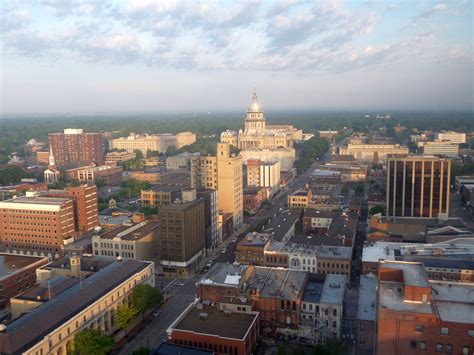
[49,128,104,166]
[65,164,122,186]
[376,260,474,355]
[0,253,49,309]
[141,184,185,207]
[235,232,272,266]
[243,187,267,214]
[167,302,260,355]
[0,192,76,259]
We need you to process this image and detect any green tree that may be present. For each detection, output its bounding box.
[141,206,158,216]
[131,284,162,319]
[341,186,349,195]
[277,345,287,355]
[0,165,31,185]
[116,303,137,330]
[132,347,150,355]
[134,150,144,160]
[355,184,365,196]
[369,205,386,216]
[73,329,114,355]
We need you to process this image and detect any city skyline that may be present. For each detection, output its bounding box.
[1,0,473,114]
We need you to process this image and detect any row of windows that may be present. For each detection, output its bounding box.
[411,340,470,354]
[175,339,239,355]
[416,325,474,338]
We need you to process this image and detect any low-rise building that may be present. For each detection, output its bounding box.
[243,187,267,214]
[0,182,48,201]
[288,189,312,209]
[141,184,185,207]
[167,302,260,355]
[435,131,466,144]
[0,253,49,309]
[418,140,459,157]
[236,233,272,266]
[166,152,200,170]
[339,143,409,163]
[355,275,377,355]
[105,150,136,163]
[130,171,162,184]
[92,221,159,260]
[65,164,123,186]
[376,260,474,355]
[0,257,154,355]
[262,210,299,242]
[300,274,346,342]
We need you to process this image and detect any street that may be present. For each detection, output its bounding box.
[114,277,198,354]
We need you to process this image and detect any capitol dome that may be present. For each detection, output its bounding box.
[248,89,263,113]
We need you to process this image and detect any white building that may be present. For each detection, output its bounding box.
[420,140,459,157]
[246,159,281,197]
[435,131,466,144]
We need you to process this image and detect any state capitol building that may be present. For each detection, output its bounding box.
[221,90,302,150]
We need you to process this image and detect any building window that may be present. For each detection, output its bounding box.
[410,340,417,350]
[420,341,427,350]
[441,327,449,335]
[462,347,470,355]
[333,309,337,316]
[436,344,443,352]
[446,344,452,353]
[416,324,424,332]
[468,330,474,338]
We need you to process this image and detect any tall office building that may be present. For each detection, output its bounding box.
[48,129,104,166]
[217,143,243,229]
[386,156,451,219]
[0,192,76,259]
[191,143,243,230]
[196,189,219,250]
[158,198,205,275]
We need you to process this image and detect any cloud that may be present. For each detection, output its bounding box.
[0,0,469,74]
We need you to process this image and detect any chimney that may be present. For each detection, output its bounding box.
[70,253,81,278]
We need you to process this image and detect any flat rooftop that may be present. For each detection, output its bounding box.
[379,281,433,314]
[200,263,248,286]
[318,245,352,260]
[303,278,325,304]
[362,243,397,263]
[0,195,70,206]
[310,169,341,177]
[262,211,299,242]
[247,267,307,300]
[357,275,377,321]
[147,184,184,193]
[0,254,47,279]
[98,221,158,241]
[320,274,346,305]
[173,304,258,340]
[238,232,271,247]
[381,261,430,287]
[0,259,151,354]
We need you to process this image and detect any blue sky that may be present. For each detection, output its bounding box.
[1,0,472,114]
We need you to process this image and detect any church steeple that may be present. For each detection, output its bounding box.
[48,147,56,168]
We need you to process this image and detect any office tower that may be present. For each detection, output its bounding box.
[196,189,219,250]
[48,128,104,166]
[158,198,205,275]
[386,156,451,219]
[217,143,243,229]
[0,192,75,259]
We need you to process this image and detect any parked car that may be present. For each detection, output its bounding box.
[153,310,162,317]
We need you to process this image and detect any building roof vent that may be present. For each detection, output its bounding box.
[199,312,209,320]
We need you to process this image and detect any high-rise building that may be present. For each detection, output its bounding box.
[158,198,205,275]
[386,156,451,219]
[190,155,218,190]
[246,159,281,196]
[217,143,243,229]
[44,185,99,233]
[48,128,104,166]
[196,189,219,250]
[191,143,243,230]
[0,192,76,259]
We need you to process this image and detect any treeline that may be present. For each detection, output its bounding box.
[0,165,31,185]
[295,137,329,174]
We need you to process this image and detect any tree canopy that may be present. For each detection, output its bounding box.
[0,166,31,185]
[131,283,162,315]
[73,329,114,355]
[116,303,137,330]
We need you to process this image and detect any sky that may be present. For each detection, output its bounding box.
[0,0,472,114]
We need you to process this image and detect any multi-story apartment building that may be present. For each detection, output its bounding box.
[0,192,75,259]
[92,220,158,260]
[419,140,459,157]
[0,257,154,355]
[376,260,474,355]
[44,184,99,233]
[49,128,104,166]
[141,184,184,207]
[246,159,281,196]
[339,143,409,163]
[386,155,451,219]
[158,198,205,275]
[435,131,466,144]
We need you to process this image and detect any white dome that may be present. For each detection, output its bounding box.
[248,89,263,112]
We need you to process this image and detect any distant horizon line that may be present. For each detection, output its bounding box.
[1,108,472,118]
